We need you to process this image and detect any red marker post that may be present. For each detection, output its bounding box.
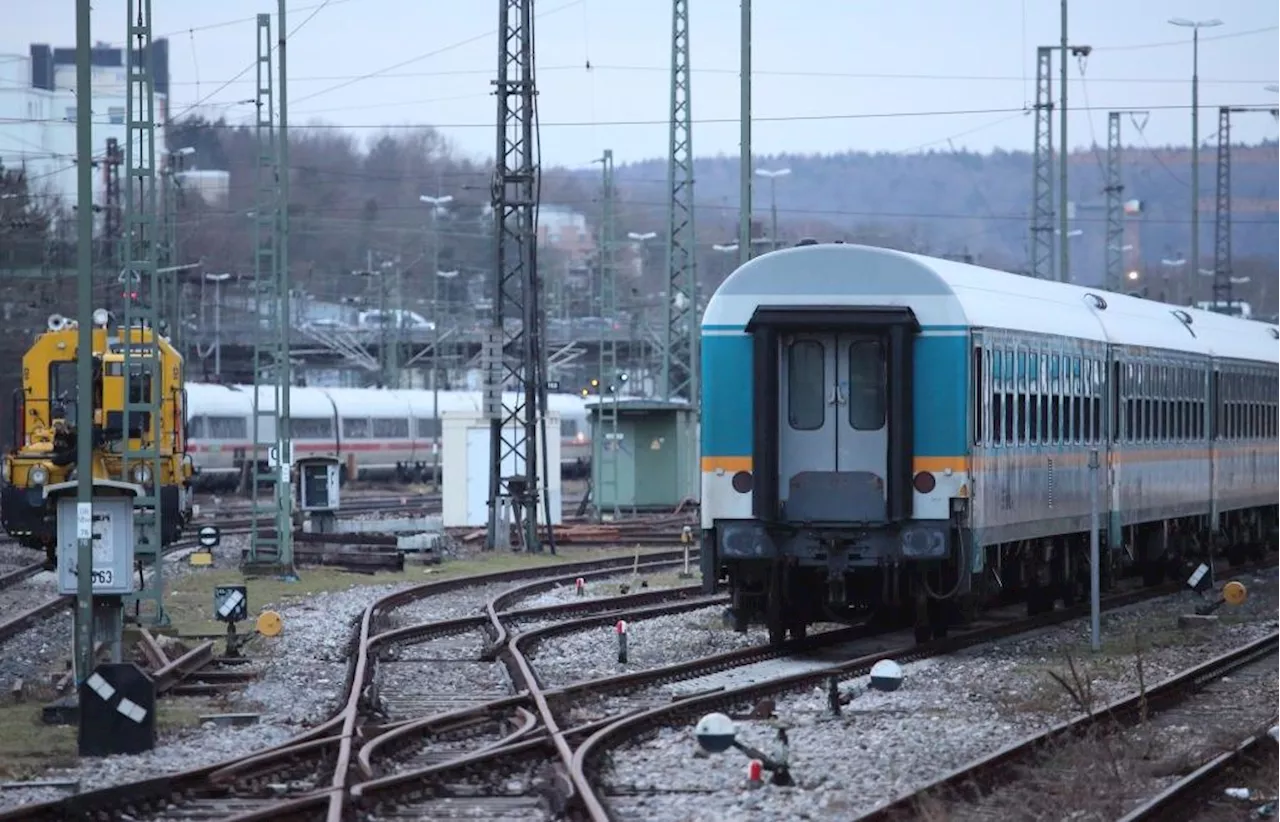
[615,619,628,664]
[575,577,586,597]
[746,759,763,788]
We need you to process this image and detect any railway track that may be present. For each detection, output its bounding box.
[4,557,1270,822]
[0,562,62,645]
[860,632,1278,821]
[0,548,698,822]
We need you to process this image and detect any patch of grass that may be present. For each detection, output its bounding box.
[0,695,217,778]
[164,545,679,638]
[0,703,76,779]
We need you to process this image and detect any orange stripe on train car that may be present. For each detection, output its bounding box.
[700,455,971,474]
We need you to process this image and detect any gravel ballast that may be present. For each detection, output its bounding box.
[0,545,414,811]
[531,605,764,688]
[600,571,1280,822]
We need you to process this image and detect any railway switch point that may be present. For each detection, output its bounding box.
[869,659,904,692]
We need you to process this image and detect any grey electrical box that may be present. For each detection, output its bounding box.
[56,495,136,596]
[298,459,340,512]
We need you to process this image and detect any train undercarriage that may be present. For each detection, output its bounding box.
[716,505,1278,646]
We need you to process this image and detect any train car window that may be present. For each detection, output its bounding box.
[188,415,207,438]
[1028,394,1040,444]
[787,340,825,431]
[48,361,78,420]
[848,340,886,431]
[291,417,334,439]
[983,346,994,446]
[128,361,154,405]
[990,346,1004,445]
[373,418,410,438]
[415,418,441,438]
[208,416,247,439]
[343,417,371,438]
[561,418,579,438]
[973,345,984,446]
[1004,350,1015,446]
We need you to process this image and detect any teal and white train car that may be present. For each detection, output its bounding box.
[699,243,1278,644]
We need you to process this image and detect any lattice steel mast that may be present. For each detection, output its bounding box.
[1103,113,1123,293]
[486,0,545,552]
[1212,106,1231,310]
[246,11,294,573]
[1103,111,1148,294]
[1211,105,1277,312]
[102,137,123,301]
[276,0,295,570]
[121,0,166,624]
[593,149,620,521]
[1029,46,1054,281]
[664,0,697,405]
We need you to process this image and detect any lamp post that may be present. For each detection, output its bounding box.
[627,231,657,378]
[1168,17,1223,283]
[432,269,459,481]
[419,193,454,397]
[754,168,790,251]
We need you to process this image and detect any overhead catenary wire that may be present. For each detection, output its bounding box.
[7,101,1274,131]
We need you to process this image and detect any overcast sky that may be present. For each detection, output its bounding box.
[9,1,1279,170]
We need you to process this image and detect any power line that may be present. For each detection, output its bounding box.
[288,0,583,107]
[166,0,336,125]
[1092,24,1279,52]
[5,65,1269,93]
[8,101,1278,131]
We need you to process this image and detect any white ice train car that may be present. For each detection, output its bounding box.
[186,383,592,489]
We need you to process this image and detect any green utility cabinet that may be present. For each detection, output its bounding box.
[588,399,698,512]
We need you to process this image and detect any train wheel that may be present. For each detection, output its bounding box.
[765,566,786,646]
[912,589,933,644]
[1025,584,1051,617]
[928,598,950,640]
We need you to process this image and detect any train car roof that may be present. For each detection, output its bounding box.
[321,387,424,418]
[184,382,254,416]
[706,244,1278,364]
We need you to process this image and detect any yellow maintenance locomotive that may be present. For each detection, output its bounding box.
[1,311,194,566]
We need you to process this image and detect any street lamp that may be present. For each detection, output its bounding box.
[431,268,459,482]
[754,168,790,251]
[419,193,453,399]
[1168,17,1223,284]
[626,232,657,344]
[627,231,657,288]
[203,272,231,378]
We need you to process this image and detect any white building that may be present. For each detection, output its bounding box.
[177,169,229,207]
[0,41,170,210]
[536,205,595,265]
